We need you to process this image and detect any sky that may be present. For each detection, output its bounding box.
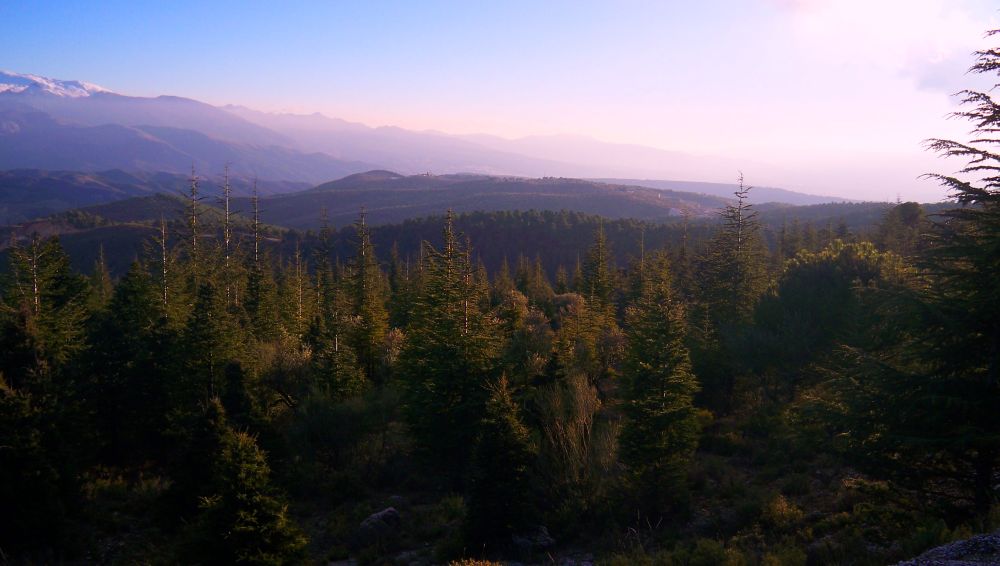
[1,0,998,201]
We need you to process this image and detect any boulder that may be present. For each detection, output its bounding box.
[355,507,401,547]
[512,525,556,554]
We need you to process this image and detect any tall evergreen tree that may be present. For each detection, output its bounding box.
[88,244,113,311]
[693,175,768,411]
[699,174,768,329]
[349,210,388,381]
[837,33,1000,517]
[0,235,89,388]
[465,376,536,547]
[620,252,701,513]
[176,282,243,408]
[184,400,307,565]
[581,222,614,312]
[399,211,501,484]
[86,262,175,460]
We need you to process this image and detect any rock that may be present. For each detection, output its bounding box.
[393,549,427,565]
[512,525,556,554]
[895,529,1000,565]
[354,507,401,547]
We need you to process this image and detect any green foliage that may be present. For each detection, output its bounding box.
[465,376,536,547]
[176,282,245,408]
[400,212,502,484]
[698,176,769,330]
[580,221,615,314]
[876,201,927,257]
[0,374,70,555]
[748,240,905,400]
[348,211,389,382]
[0,235,89,386]
[822,31,1000,519]
[184,401,307,564]
[620,252,701,514]
[693,177,769,412]
[85,262,174,461]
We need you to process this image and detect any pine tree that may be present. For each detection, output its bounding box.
[0,373,69,556]
[277,244,315,337]
[820,31,1000,519]
[465,376,536,547]
[693,175,768,411]
[492,256,516,304]
[581,222,614,312]
[0,235,88,387]
[699,173,768,329]
[185,400,307,565]
[176,282,243,408]
[554,265,569,294]
[837,33,1000,517]
[88,244,113,311]
[309,304,366,400]
[145,216,190,326]
[620,252,701,513]
[245,250,282,341]
[399,211,501,484]
[86,262,175,460]
[349,210,388,381]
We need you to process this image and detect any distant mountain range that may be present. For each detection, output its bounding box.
[0,70,851,208]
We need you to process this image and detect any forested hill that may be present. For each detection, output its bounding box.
[592,177,851,205]
[0,168,309,224]
[235,171,731,228]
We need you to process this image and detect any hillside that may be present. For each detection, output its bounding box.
[238,171,731,229]
[0,169,310,224]
[593,177,852,206]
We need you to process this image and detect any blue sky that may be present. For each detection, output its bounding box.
[2,0,998,200]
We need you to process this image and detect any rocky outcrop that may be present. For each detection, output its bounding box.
[896,529,1000,565]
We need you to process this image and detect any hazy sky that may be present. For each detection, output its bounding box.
[2,0,998,201]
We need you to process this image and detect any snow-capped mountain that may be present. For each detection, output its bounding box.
[0,70,112,97]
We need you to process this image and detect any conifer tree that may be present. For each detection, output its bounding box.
[0,235,88,387]
[465,376,536,547]
[88,244,113,311]
[554,265,569,294]
[277,245,314,337]
[699,174,768,329]
[581,222,614,312]
[245,250,282,341]
[620,252,701,513]
[86,262,174,460]
[399,211,501,484]
[492,256,516,304]
[177,282,243,407]
[0,374,68,555]
[145,216,190,326]
[830,33,1000,517]
[186,400,307,565]
[349,210,388,381]
[693,175,768,411]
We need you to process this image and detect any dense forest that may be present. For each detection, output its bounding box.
[2,31,999,566]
